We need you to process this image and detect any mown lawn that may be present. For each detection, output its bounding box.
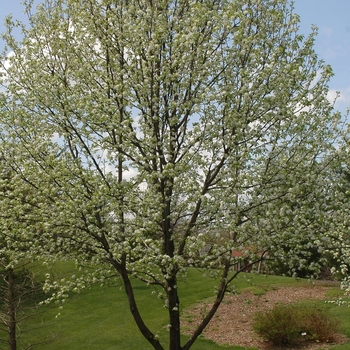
[10,265,350,350]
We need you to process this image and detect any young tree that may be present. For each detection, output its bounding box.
[0,262,46,350]
[0,0,345,349]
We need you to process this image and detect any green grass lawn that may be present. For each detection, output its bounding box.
[9,266,350,350]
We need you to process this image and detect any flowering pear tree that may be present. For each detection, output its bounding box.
[323,144,350,296]
[0,151,26,350]
[0,0,345,349]
[0,148,48,350]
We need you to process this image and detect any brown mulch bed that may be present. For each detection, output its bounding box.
[182,284,349,349]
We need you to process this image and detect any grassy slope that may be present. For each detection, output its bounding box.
[12,267,350,350]
[328,303,350,350]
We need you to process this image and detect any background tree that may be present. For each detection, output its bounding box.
[0,0,346,349]
[0,149,49,350]
[0,262,46,350]
[322,142,350,293]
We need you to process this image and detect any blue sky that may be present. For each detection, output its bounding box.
[1,0,349,116]
[294,0,350,116]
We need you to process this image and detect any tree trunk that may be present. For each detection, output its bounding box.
[7,268,17,350]
[167,278,181,350]
[117,261,164,350]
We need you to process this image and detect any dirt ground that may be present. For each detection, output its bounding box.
[182,284,349,349]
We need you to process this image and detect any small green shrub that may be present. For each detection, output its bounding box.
[253,303,339,347]
[302,307,340,343]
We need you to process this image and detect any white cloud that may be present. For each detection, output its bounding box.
[327,87,350,109]
[327,89,340,104]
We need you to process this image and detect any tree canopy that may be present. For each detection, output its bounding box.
[0,0,347,349]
